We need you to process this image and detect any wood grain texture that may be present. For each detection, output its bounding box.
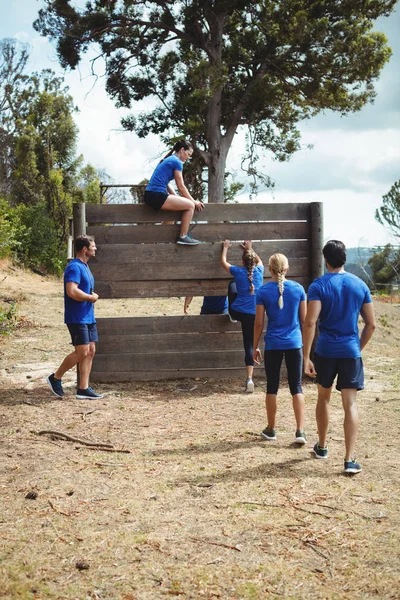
[86,202,311,224]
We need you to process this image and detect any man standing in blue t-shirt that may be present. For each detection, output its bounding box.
[303,240,376,475]
[46,235,103,400]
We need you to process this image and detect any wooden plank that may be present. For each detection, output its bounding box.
[93,350,252,370]
[87,221,310,244]
[90,367,266,382]
[95,315,242,335]
[97,331,246,354]
[90,258,309,282]
[94,276,308,298]
[92,240,310,263]
[86,202,311,224]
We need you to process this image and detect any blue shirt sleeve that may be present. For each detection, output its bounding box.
[307,280,321,302]
[230,265,239,277]
[64,262,81,284]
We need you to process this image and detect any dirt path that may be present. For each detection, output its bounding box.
[0,262,399,600]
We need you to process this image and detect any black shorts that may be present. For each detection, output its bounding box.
[67,323,98,346]
[314,353,364,391]
[143,190,168,210]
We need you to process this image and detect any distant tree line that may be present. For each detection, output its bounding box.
[0,38,107,274]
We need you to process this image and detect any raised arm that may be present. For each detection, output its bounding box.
[359,302,376,351]
[221,239,232,274]
[302,299,321,377]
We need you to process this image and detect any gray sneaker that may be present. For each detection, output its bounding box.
[177,233,200,245]
[295,430,307,445]
[261,427,276,441]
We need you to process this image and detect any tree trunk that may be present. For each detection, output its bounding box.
[207,146,228,203]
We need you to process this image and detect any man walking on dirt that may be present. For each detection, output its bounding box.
[46,234,103,400]
[303,240,376,474]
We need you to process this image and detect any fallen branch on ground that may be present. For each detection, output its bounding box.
[31,430,113,448]
[189,537,241,551]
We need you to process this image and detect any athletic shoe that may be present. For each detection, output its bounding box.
[261,427,276,441]
[46,373,64,398]
[344,459,362,474]
[228,312,238,323]
[313,442,328,459]
[245,377,254,393]
[76,387,103,399]
[176,234,200,245]
[295,430,307,445]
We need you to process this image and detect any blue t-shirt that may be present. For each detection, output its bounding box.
[64,259,96,324]
[230,264,264,315]
[201,296,228,315]
[146,155,183,193]
[256,280,306,350]
[307,271,372,358]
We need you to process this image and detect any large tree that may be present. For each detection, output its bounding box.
[35,0,395,202]
[375,179,400,240]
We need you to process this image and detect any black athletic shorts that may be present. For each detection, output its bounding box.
[314,353,364,391]
[143,190,168,210]
[67,323,98,346]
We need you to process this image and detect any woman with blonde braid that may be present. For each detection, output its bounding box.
[253,254,307,444]
[221,240,264,393]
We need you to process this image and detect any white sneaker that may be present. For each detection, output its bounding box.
[228,312,237,323]
[245,378,254,393]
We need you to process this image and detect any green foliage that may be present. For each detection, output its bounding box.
[0,301,17,335]
[0,39,105,274]
[368,244,400,287]
[0,197,22,259]
[375,180,400,239]
[34,0,395,201]
[8,202,66,275]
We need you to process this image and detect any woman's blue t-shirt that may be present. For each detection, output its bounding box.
[64,259,95,324]
[146,155,183,193]
[256,280,306,350]
[307,271,372,358]
[229,264,264,314]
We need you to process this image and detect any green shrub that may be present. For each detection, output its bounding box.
[7,202,66,275]
[0,301,17,335]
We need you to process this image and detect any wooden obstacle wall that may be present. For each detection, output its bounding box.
[73,202,323,381]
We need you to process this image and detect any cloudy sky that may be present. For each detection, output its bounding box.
[1,0,399,248]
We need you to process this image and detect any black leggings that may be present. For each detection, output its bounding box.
[228,281,255,367]
[264,348,303,395]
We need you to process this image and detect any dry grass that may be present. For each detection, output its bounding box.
[0,262,399,600]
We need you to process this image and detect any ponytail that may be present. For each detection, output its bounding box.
[161,140,193,162]
[242,249,260,295]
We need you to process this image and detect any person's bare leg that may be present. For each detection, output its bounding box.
[54,351,79,380]
[78,343,96,389]
[316,384,332,448]
[246,365,254,379]
[341,388,358,461]
[266,394,277,429]
[292,393,305,431]
[162,195,195,237]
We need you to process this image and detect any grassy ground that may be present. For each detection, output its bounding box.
[0,261,399,600]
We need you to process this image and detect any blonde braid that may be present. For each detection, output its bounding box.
[277,270,285,309]
[268,253,289,309]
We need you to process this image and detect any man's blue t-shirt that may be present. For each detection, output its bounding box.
[146,155,183,193]
[201,296,228,315]
[230,264,264,315]
[64,259,95,324]
[307,271,372,358]
[256,280,306,350]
